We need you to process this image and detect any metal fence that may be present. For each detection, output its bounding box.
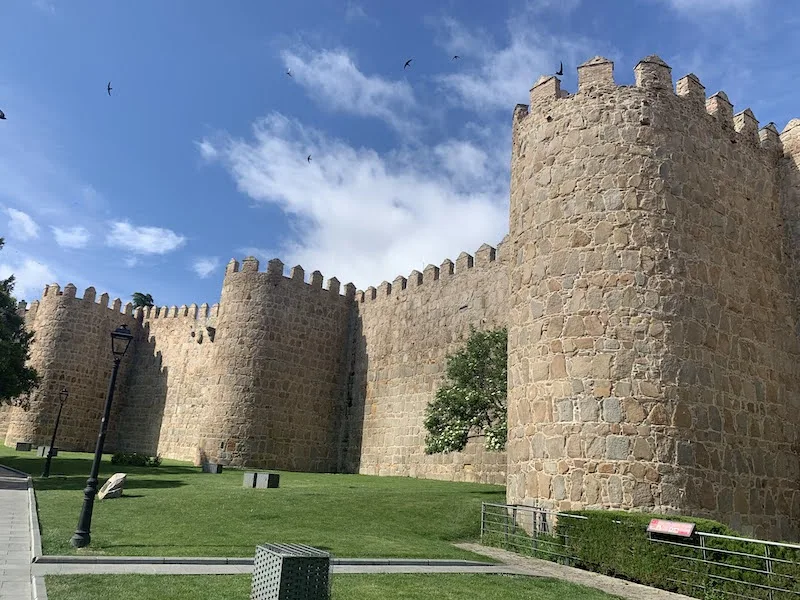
[480,502,800,600]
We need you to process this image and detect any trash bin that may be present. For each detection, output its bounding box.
[251,543,331,600]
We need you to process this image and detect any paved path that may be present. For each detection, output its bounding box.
[455,543,695,600]
[0,466,32,600]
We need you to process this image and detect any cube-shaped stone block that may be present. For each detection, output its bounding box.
[15,442,32,452]
[202,462,223,474]
[256,473,280,489]
[37,446,57,457]
[244,472,258,488]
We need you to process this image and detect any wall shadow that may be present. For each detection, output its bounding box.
[337,308,368,474]
[112,325,170,456]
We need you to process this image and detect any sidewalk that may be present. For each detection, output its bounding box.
[0,466,33,600]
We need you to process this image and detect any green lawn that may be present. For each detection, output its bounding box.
[45,574,621,599]
[0,446,505,559]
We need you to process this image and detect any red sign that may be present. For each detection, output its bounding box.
[647,519,695,538]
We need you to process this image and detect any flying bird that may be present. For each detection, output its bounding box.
[555,62,563,76]
[404,58,413,69]
[307,155,312,163]
[0,109,5,120]
[107,81,112,96]
[286,68,292,77]
[452,55,460,60]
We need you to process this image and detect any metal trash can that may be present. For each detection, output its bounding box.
[251,543,331,600]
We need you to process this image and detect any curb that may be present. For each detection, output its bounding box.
[28,478,43,562]
[32,575,48,600]
[0,463,33,478]
[33,555,496,567]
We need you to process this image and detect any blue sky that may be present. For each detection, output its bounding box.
[1,0,798,308]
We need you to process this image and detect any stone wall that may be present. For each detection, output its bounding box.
[4,285,139,452]
[195,257,354,472]
[114,303,218,462]
[506,56,800,541]
[343,241,509,484]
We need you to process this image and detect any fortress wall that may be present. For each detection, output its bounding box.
[4,285,140,452]
[196,257,353,472]
[345,241,509,484]
[507,56,799,540]
[114,303,218,462]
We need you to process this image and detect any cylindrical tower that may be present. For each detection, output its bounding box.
[197,257,353,472]
[506,55,800,540]
[5,284,139,451]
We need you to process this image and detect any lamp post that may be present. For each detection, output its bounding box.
[41,387,69,478]
[70,324,133,549]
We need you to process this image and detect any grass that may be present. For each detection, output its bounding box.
[0,446,505,559]
[44,574,622,599]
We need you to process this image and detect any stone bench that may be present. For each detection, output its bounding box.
[202,462,223,474]
[243,472,280,489]
[36,446,58,457]
[15,442,32,452]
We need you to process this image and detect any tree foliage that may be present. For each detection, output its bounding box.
[0,238,41,407]
[423,326,508,454]
[131,292,154,309]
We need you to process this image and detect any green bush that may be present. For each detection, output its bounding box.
[110,452,162,467]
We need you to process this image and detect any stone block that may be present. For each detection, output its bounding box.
[202,462,223,474]
[36,446,58,457]
[243,472,258,488]
[256,472,280,489]
[606,436,629,460]
[15,442,32,452]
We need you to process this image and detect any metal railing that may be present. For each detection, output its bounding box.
[480,502,800,600]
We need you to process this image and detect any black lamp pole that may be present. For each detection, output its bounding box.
[41,388,69,478]
[70,324,133,549]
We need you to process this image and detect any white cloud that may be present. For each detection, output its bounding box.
[0,257,56,302]
[52,225,91,249]
[192,257,220,278]
[344,1,371,22]
[430,15,609,111]
[124,256,138,268]
[281,47,418,134]
[5,208,40,241]
[198,113,508,291]
[105,221,186,255]
[196,140,218,160]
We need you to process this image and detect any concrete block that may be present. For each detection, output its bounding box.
[15,442,32,452]
[202,462,223,474]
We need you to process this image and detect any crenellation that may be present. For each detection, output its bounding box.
[475,243,496,266]
[392,275,407,292]
[211,303,219,317]
[706,91,734,129]
[310,270,323,289]
[759,123,781,153]
[633,55,673,91]
[423,264,440,282]
[169,305,178,318]
[676,73,705,105]
[63,283,77,298]
[291,265,305,282]
[366,287,377,301]
[781,118,800,154]
[82,286,96,303]
[241,256,259,273]
[187,303,198,319]
[577,56,614,92]
[530,76,561,104]
[408,270,422,287]
[179,304,188,317]
[199,303,209,318]
[226,258,239,274]
[733,109,759,145]
[455,251,474,272]
[123,302,132,316]
[344,283,356,301]
[267,258,284,277]
[327,277,340,295]
[378,281,392,296]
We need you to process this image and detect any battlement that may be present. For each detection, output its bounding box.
[521,54,793,158]
[22,283,136,318]
[223,256,356,301]
[138,302,219,322]
[356,239,506,303]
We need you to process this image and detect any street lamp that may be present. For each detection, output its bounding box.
[70,324,133,549]
[41,388,69,478]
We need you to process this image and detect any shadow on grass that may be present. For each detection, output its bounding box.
[32,475,187,491]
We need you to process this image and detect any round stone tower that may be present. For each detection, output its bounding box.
[506,55,800,540]
[197,257,353,472]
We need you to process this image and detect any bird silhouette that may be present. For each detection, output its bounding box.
[307,155,312,163]
[453,55,460,60]
[286,69,293,77]
[107,81,112,96]
[0,109,5,120]
[555,62,563,76]
[404,58,413,69]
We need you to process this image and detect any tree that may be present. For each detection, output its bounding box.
[423,325,508,454]
[0,238,41,407]
[131,292,154,309]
